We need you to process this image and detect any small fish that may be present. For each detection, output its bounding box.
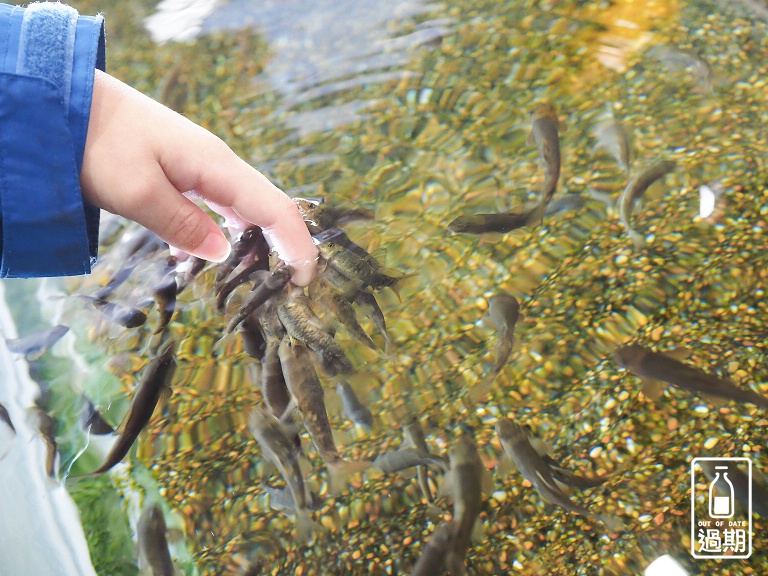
[28,407,58,479]
[216,226,268,284]
[295,197,374,234]
[528,102,562,209]
[88,340,176,475]
[617,159,675,249]
[4,325,69,360]
[261,342,293,420]
[256,298,286,342]
[310,279,379,352]
[249,406,315,542]
[700,460,768,518]
[0,402,15,435]
[444,434,485,576]
[152,271,177,334]
[81,398,114,435]
[315,228,406,294]
[239,313,267,360]
[262,484,323,515]
[487,293,521,380]
[404,416,436,501]
[614,344,768,409]
[278,338,368,494]
[336,381,374,429]
[226,268,292,334]
[92,261,140,301]
[411,522,454,576]
[496,418,623,531]
[80,296,147,329]
[216,261,264,312]
[447,209,539,235]
[137,502,174,576]
[354,291,391,351]
[592,112,631,172]
[647,44,713,90]
[373,447,448,475]
[277,286,353,376]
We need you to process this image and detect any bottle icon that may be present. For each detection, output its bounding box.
[708,465,734,518]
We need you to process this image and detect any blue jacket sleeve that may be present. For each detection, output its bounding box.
[0,2,105,277]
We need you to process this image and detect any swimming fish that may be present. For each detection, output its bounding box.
[353,291,391,351]
[487,293,521,380]
[88,340,176,475]
[277,285,353,376]
[239,313,267,360]
[216,261,264,313]
[617,159,675,249]
[310,279,379,352]
[278,337,368,494]
[226,267,292,334]
[80,296,147,329]
[152,271,177,334]
[614,343,768,409]
[137,502,175,576]
[372,447,447,475]
[528,102,562,210]
[336,381,374,429]
[295,197,374,234]
[647,44,713,91]
[444,434,485,576]
[447,209,539,235]
[404,416,438,501]
[411,522,454,576]
[592,111,631,172]
[249,406,315,542]
[4,325,69,361]
[496,418,623,531]
[216,226,268,284]
[315,228,406,294]
[261,341,293,421]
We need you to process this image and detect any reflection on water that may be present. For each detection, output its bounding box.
[7,0,768,574]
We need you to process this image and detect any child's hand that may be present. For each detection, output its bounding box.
[80,70,318,286]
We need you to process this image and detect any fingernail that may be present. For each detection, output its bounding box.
[195,232,232,262]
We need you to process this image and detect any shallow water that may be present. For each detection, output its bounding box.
[5,0,768,574]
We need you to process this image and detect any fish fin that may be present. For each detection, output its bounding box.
[327,459,372,496]
[666,348,693,361]
[471,518,485,544]
[496,453,515,476]
[481,467,494,495]
[598,513,625,533]
[294,509,317,544]
[629,229,646,251]
[530,437,552,457]
[166,527,185,544]
[425,502,444,523]
[640,378,665,401]
[437,468,455,500]
[24,349,47,362]
[701,393,727,408]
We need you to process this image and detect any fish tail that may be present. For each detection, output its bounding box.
[629,229,646,250]
[328,459,372,496]
[295,509,317,544]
